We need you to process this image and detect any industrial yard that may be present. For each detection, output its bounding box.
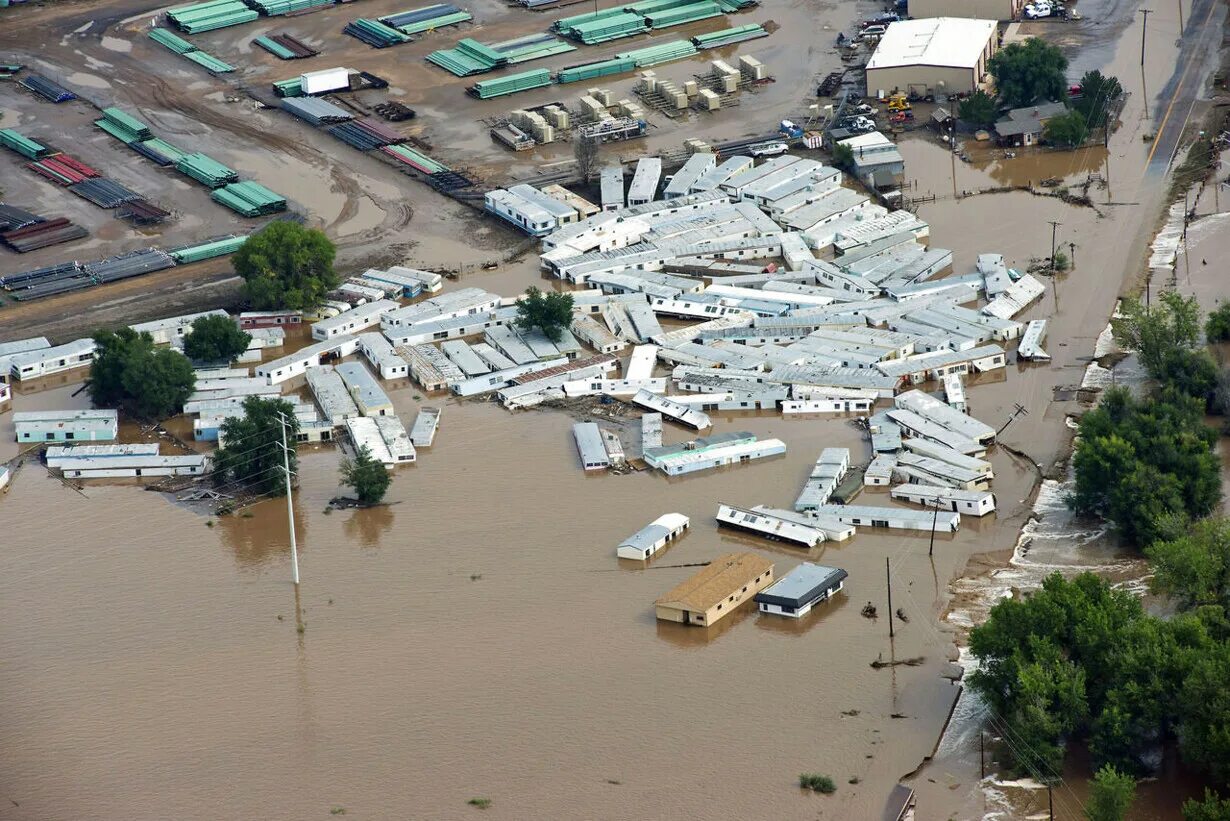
[2,0,1229,815]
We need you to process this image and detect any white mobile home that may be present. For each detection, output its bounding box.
[716,503,825,548]
[358,332,409,380]
[616,512,690,560]
[811,503,961,532]
[311,300,398,341]
[131,310,229,345]
[14,409,118,442]
[410,407,441,447]
[306,366,360,425]
[336,362,395,417]
[257,336,360,386]
[573,422,610,471]
[631,389,711,430]
[891,484,996,517]
[8,338,97,381]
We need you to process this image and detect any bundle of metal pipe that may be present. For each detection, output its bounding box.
[69,178,143,208]
[0,217,89,252]
[19,74,76,103]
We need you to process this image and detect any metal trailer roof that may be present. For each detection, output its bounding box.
[620,512,689,551]
[410,407,441,446]
[983,274,1046,320]
[470,341,516,370]
[345,417,394,465]
[755,562,848,608]
[896,451,986,487]
[600,166,625,210]
[1018,319,1049,360]
[573,422,611,469]
[441,340,491,376]
[485,324,538,365]
[927,302,1023,339]
[631,388,710,429]
[13,408,117,424]
[812,502,961,531]
[373,414,416,463]
[336,361,394,415]
[627,157,663,205]
[884,408,983,455]
[507,184,577,221]
[690,155,752,192]
[663,153,716,199]
[716,503,825,547]
[893,389,995,442]
[891,483,995,510]
[306,365,359,422]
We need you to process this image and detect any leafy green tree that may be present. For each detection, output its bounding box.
[958,89,999,127]
[1184,789,1230,821]
[233,222,339,311]
[1177,641,1230,783]
[183,314,251,363]
[340,445,391,505]
[988,39,1069,108]
[1157,349,1218,402]
[214,396,298,495]
[1069,387,1219,547]
[1148,518,1230,611]
[515,286,574,343]
[831,142,855,172]
[1083,765,1136,821]
[89,327,196,420]
[1044,110,1089,148]
[1206,303,1230,343]
[1112,291,1203,379]
[1073,70,1123,129]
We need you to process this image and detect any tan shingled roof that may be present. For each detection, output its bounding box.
[655,552,774,611]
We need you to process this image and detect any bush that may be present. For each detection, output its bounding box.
[988,39,1068,108]
[799,773,836,793]
[1044,110,1089,148]
[958,90,999,128]
[466,798,492,810]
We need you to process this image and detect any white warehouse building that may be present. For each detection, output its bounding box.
[864,18,998,97]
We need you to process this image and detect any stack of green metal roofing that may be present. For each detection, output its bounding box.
[141,137,189,164]
[553,6,626,34]
[556,56,636,84]
[149,27,196,53]
[343,18,411,48]
[615,39,697,67]
[166,0,259,33]
[493,33,576,65]
[94,108,153,144]
[469,68,551,99]
[567,12,647,44]
[642,0,721,29]
[426,38,508,76]
[392,9,471,35]
[691,23,767,48]
[176,153,239,187]
[716,0,757,10]
[211,181,287,216]
[253,34,297,59]
[183,50,235,72]
[170,234,249,263]
[273,77,304,97]
[382,143,448,173]
[0,129,49,159]
[247,0,332,14]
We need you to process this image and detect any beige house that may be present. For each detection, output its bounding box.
[907,0,1023,20]
[655,552,775,626]
[865,18,999,98]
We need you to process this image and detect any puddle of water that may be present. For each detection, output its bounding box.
[100,36,132,54]
[65,72,111,90]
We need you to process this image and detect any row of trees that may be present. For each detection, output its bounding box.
[972,292,1230,819]
[956,38,1122,149]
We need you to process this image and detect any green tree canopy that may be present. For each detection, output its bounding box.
[1073,70,1123,129]
[515,286,574,343]
[1184,789,1230,821]
[1069,387,1219,547]
[233,222,339,312]
[1205,302,1230,343]
[988,38,1069,108]
[1148,518,1230,615]
[340,445,391,505]
[1044,110,1089,148]
[88,327,196,420]
[831,142,855,172]
[183,314,251,363]
[1112,291,1203,377]
[958,89,1000,128]
[214,396,298,495]
[1084,765,1136,821]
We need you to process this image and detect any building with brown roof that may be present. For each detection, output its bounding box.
[654,552,775,626]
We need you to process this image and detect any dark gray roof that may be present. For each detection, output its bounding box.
[755,562,847,608]
[995,102,1067,136]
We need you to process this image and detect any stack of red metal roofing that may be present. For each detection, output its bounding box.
[116,200,171,225]
[270,32,318,58]
[353,118,406,145]
[26,153,101,185]
[0,216,88,252]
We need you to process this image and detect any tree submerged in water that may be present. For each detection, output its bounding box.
[339,445,391,505]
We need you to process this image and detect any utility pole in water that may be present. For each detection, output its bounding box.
[885,557,894,639]
[279,411,300,586]
[1139,9,1152,65]
[1047,220,1062,272]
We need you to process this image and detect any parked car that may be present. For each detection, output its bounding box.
[749,141,789,157]
[860,24,888,38]
[1024,2,1052,18]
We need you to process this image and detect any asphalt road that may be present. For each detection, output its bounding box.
[1147,0,1226,173]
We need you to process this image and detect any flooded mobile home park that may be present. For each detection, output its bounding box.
[2,0,1229,814]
